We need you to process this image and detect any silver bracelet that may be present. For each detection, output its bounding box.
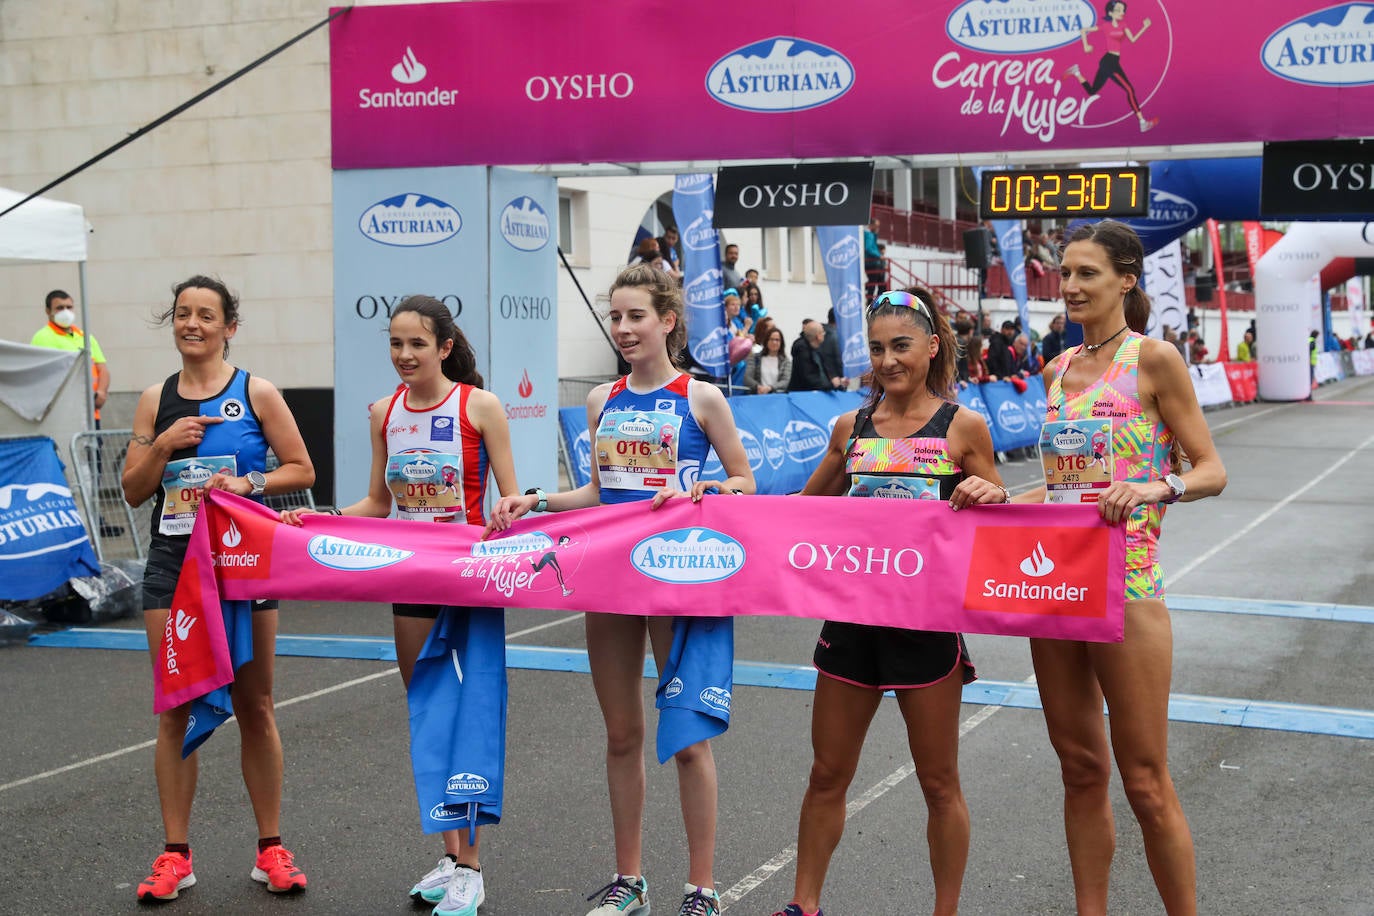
[997,485,1011,503]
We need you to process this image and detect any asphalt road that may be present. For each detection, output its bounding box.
[2,375,1372,916]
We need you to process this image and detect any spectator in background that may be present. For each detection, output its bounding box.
[986,320,1018,379]
[724,290,752,388]
[964,333,991,385]
[744,326,791,395]
[32,289,111,427]
[1189,333,1209,365]
[952,317,973,383]
[863,219,887,300]
[1365,319,1374,349]
[742,283,767,325]
[656,226,681,275]
[1163,325,1186,360]
[1041,313,1067,364]
[789,321,843,392]
[820,308,848,390]
[629,237,660,266]
[721,243,744,291]
[1013,334,1041,375]
[1235,329,1255,362]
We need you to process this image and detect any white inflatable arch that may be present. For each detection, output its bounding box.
[1254,222,1374,401]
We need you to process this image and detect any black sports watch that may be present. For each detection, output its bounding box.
[1160,473,1186,504]
[524,487,548,513]
[247,470,267,496]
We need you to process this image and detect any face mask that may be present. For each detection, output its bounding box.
[52,308,76,329]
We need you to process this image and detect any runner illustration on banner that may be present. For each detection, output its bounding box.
[528,535,576,597]
[1061,1,1160,133]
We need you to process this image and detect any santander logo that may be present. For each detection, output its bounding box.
[391,47,427,84]
[221,519,243,549]
[174,609,196,641]
[518,369,534,398]
[1019,541,1055,577]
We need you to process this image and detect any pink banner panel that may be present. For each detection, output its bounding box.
[156,490,1127,709]
[330,1,1374,169]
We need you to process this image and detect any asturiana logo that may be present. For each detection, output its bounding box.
[500,196,551,251]
[675,174,714,195]
[784,420,828,463]
[706,37,855,112]
[469,531,554,558]
[1144,189,1200,230]
[178,463,213,486]
[1262,3,1374,87]
[836,283,864,319]
[842,331,867,371]
[691,325,731,369]
[699,686,732,712]
[946,0,1096,54]
[683,212,718,251]
[616,417,656,438]
[359,194,461,248]
[1019,541,1056,577]
[763,427,787,469]
[825,235,861,270]
[428,803,465,821]
[739,430,764,471]
[663,676,684,699]
[997,400,1028,434]
[308,534,413,571]
[1051,427,1088,451]
[401,459,437,480]
[873,480,918,499]
[631,528,746,584]
[445,772,491,795]
[684,268,725,310]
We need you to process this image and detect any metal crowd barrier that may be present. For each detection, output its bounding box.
[70,430,316,563]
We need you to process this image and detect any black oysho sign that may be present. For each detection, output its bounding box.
[714,161,875,228]
[1261,140,1374,217]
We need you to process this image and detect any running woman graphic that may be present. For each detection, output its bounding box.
[439,463,460,500]
[1091,427,1110,472]
[529,535,575,597]
[653,423,676,459]
[1062,1,1158,133]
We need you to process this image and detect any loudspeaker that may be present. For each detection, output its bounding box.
[963,228,991,270]
[1194,270,1215,303]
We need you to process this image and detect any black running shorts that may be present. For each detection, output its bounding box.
[813,621,975,691]
[142,537,278,612]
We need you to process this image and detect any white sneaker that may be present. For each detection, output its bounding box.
[410,856,457,904]
[586,874,650,915]
[677,884,720,916]
[434,865,485,916]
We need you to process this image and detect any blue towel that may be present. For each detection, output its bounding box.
[654,616,734,764]
[181,599,254,758]
[408,606,507,842]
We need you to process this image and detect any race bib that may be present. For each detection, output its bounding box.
[1040,420,1113,504]
[387,451,464,519]
[596,409,683,492]
[848,475,941,499]
[160,455,236,536]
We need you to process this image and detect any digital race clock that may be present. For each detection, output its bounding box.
[978,167,1150,220]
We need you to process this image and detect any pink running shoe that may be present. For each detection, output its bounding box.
[137,851,196,902]
[251,844,307,893]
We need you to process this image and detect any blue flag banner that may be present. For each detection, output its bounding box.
[0,436,99,601]
[815,225,869,378]
[956,384,995,434]
[972,167,1030,355]
[409,606,507,838]
[980,380,1041,452]
[558,406,592,488]
[182,600,254,758]
[672,174,728,376]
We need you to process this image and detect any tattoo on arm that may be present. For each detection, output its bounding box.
[131,434,155,446]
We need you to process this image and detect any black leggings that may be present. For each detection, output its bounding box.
[1079,53,1143,119]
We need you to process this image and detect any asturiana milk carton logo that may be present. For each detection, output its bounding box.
[842,331,867,371]
[1263,3,1374,86]
[1143,189,1200,230]
[825,234,861,270]
[685,268,725,311]
[500,196,551,251]
[663,676,685,699]
[178,462,213,486]
[763,427,787,469]
[469,531,554,558]
[359,194,462,247]
[691,325,732,369]
[617,416,656,438]
[445,772,491,795]
[707,37,855,112]
[308,534,413,571]
[631,528,746,584]
[699,687,732,712]
[401,458,437,480]
[946,0,1096,54]
[836,283,864,320]
[1050,426,1088,451]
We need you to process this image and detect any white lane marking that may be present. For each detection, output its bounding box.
[717,684,1023,910]
[1166,428,1374,589]
[507,613,584,640]
[1208,404,1283,433]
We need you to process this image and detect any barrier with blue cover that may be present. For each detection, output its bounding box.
[558,380,1048,493]
[0,436,100,601]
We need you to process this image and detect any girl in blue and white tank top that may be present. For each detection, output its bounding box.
[488,265,756,916]
[121,276,315,902]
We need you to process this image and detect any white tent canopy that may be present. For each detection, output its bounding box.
[0,187,88,263]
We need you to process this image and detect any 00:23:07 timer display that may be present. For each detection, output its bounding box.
[978,167,1150,219]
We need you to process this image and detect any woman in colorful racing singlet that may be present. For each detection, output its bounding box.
[121,276,315,902]
[281,295,519,916]
[1063,0,1158,133]
[767,289,1007,916]
[485,264,755,916]
[1017,220,1226,916]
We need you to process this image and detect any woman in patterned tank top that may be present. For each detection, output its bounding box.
[1015,220,1226,915]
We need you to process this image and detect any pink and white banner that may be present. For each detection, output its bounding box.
[157,490,1126,711]
[330,1,1374,169]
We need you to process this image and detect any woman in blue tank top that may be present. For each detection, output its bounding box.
[121,276,314,903]
[768,289,1008,916]
[486,264,756,916]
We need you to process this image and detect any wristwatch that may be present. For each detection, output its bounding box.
[524,487,548,513]
[247,470,267,497]
[1160,473,1186,504]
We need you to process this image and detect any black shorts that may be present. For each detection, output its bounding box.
[391,604,493,619]
[142,536,278,612]
[813,621,975,691]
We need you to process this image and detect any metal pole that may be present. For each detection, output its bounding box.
[78,260,94,430]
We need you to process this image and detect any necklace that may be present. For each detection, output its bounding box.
[1082,325,1128,354]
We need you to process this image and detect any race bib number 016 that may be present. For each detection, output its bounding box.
[387,451,464,518]
[160,455,236,536]
[1040,420,1113,504]
[596,409,683,491]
